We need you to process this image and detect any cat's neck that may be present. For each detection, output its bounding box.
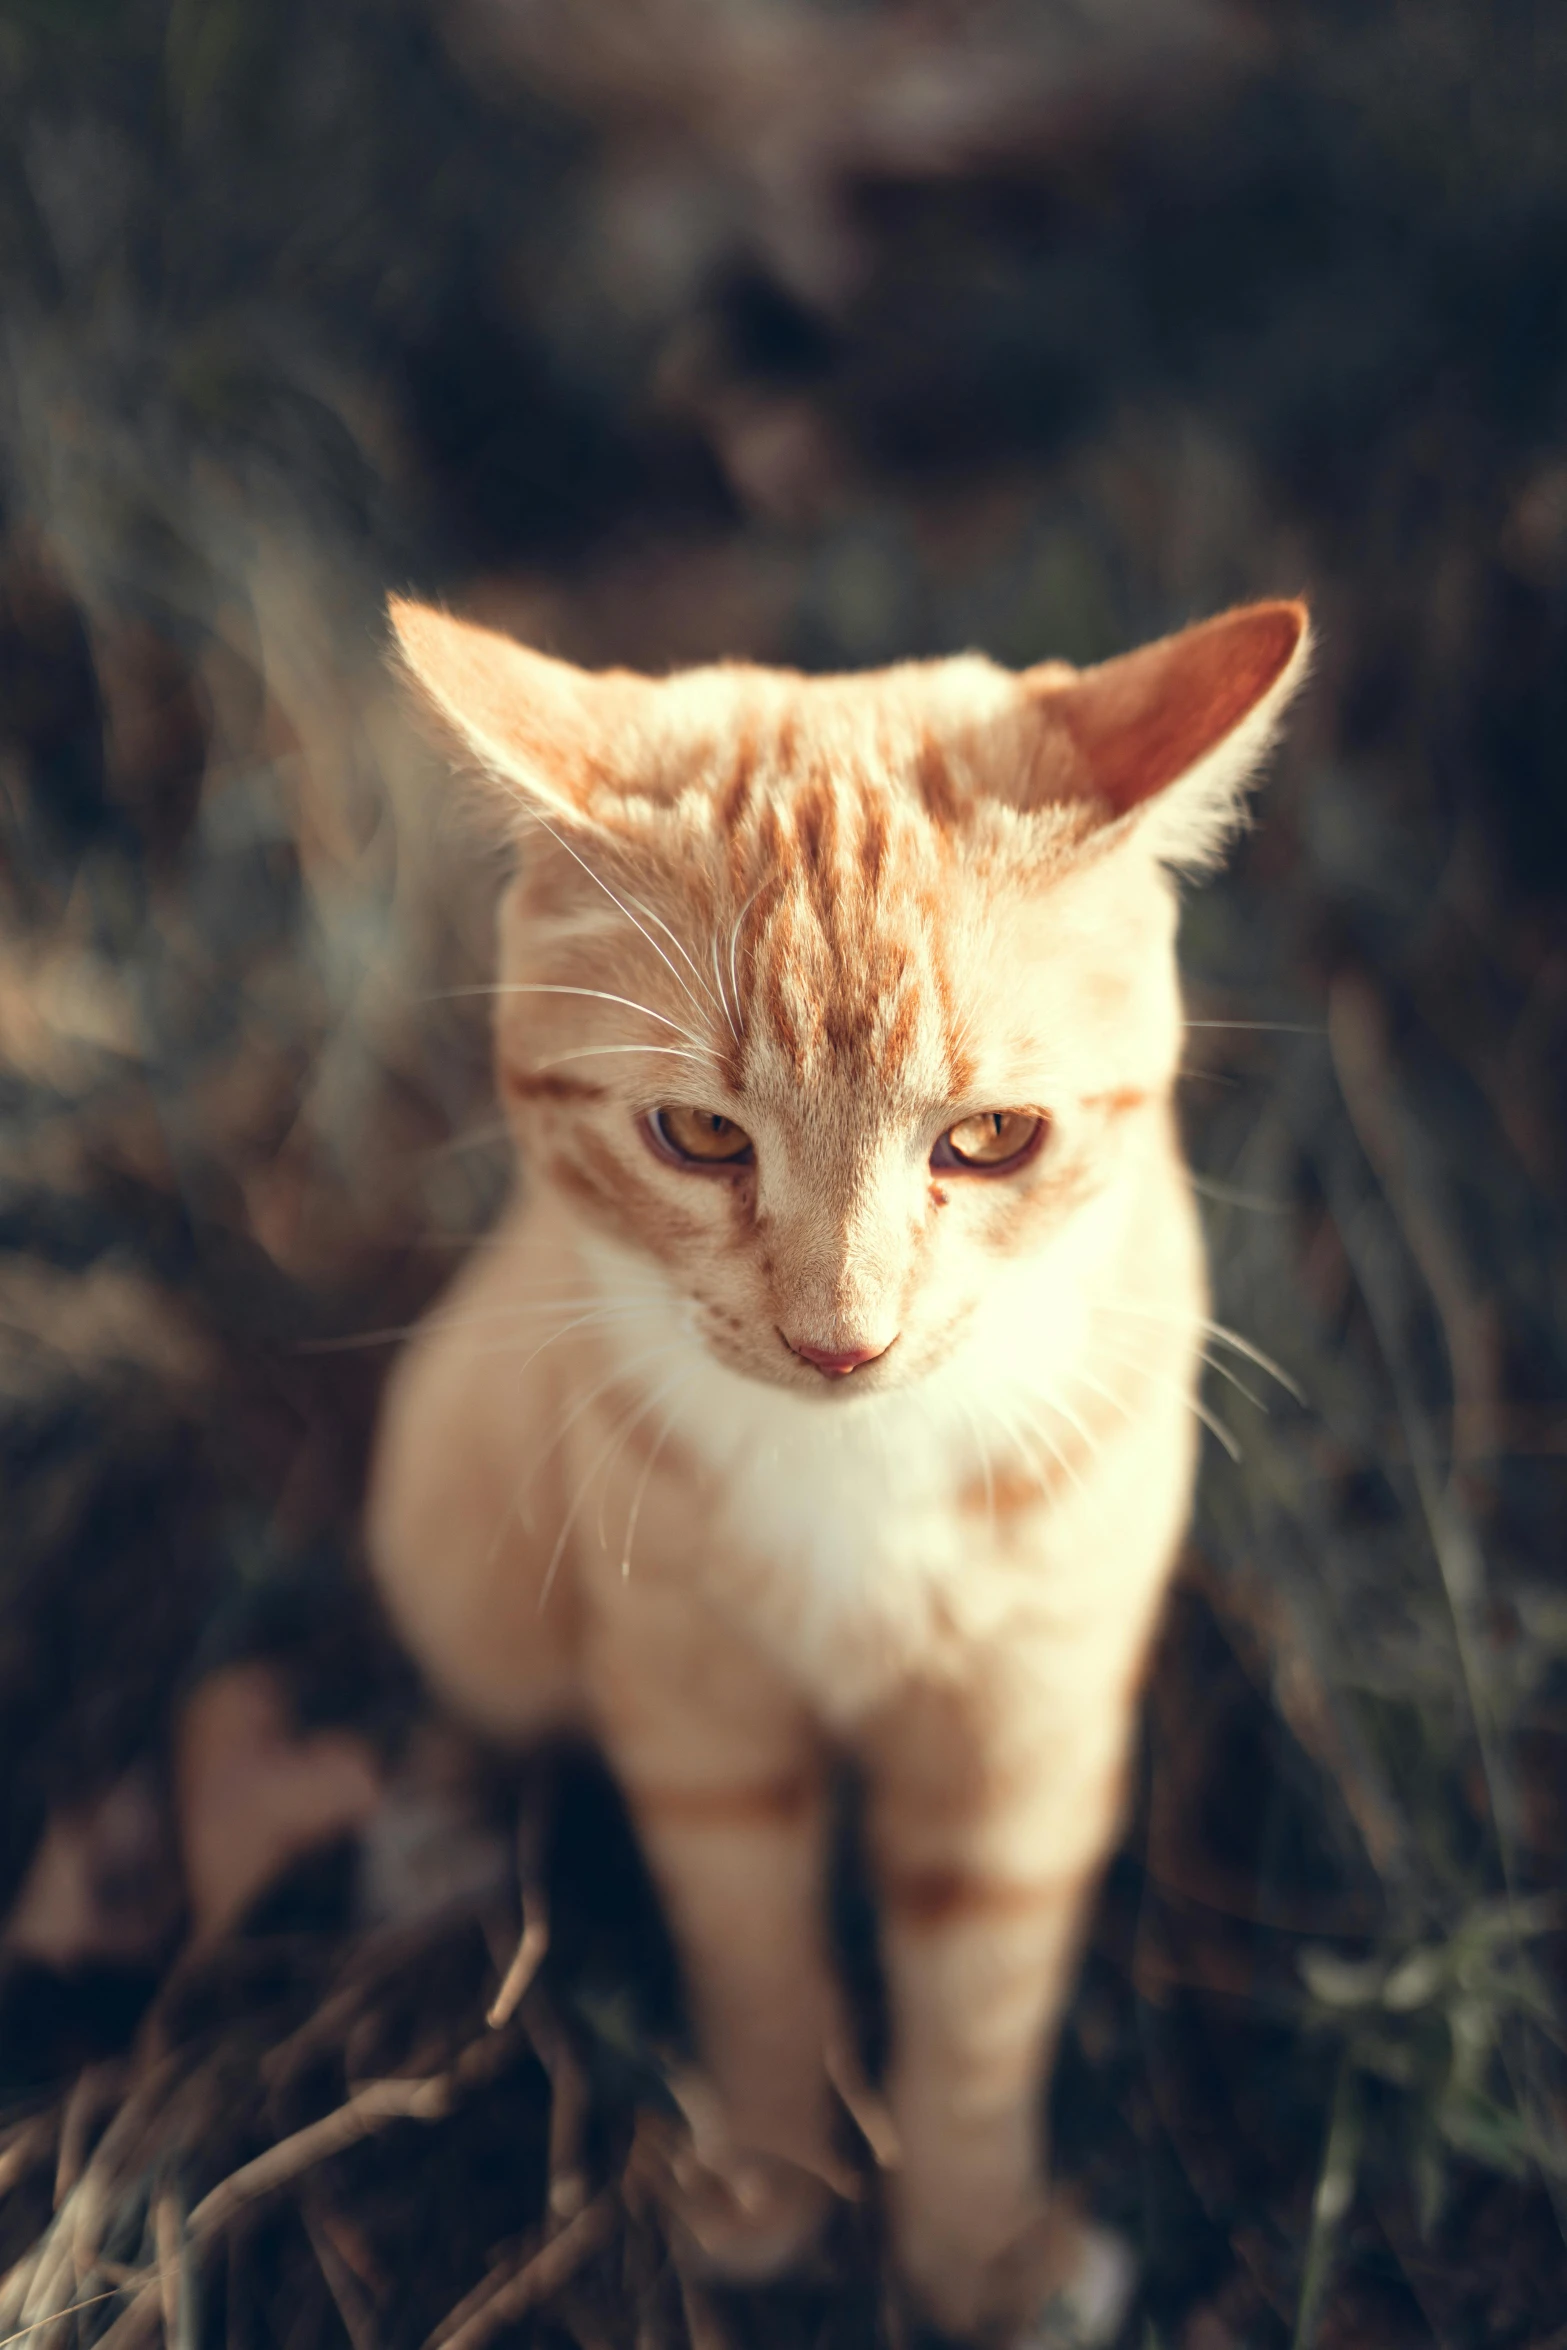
[543,1157,1151,1486]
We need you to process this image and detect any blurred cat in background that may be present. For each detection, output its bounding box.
[369,595,1309,2342]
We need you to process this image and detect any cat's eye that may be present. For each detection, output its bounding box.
[931,1110,1047,1174]
[648,1106,755,1168]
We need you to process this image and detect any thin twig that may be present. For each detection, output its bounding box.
[16,2215,76,2337]
[0,2288,125,2350]
[436,2198,617,2350]
[486,1900,549,2030]
[418,2242,527,2350]
[258,1915,462,2090]
[84,2279,162,2350]
[184,2075,450,2245]
[559,2293,622,2350]
[675,2268,730,2350]
[0,2116,53,2192]
[0,2259,42,2342]
[301,2200,378,2350]
[153,2190,185,2350]
[69,2056,185,2280]
[54,2069,120,2211]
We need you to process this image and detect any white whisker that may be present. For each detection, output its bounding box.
[1089,1336,1243,1462]
[593,1375,674,1552]
[483,1330,684,1569]
[984,1390,1087,1499]
[1071,1365,1139,1430]
[423,1114,514,1162]
[617,875,727,1024]
[1098,1299,1303,1402]
[1197,1319,1305,1403]
[1189,1399,1243,1460]
[536,1341,692,1609]
[439,982,705,1049]
[1020,1421,1085,1498]
[530,1042,717,1076]
[1042,1388,1102,1463]
[528,813,720,1035]
[1190,1173,1287,1214]
[464,1307,670,1369]
[1184,1019,1323,1034]
[302,1298,660,1354]
[726,884,763,1044]
[617,1373,697,1579]
[1196,1350,1269,1413]
[710,933,741,1047]
[469,1304,667,1378]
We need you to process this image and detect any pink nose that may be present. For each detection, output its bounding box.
[788,1338,891,1378]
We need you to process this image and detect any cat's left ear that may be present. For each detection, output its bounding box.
[387,596,656,828]
[1019,599,1311,870]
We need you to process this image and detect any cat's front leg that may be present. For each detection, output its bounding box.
[584,1584,844,2279]
[863,1661,1136,2343]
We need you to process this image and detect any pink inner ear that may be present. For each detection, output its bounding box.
[1030,599,1307,817]
[387,596,639,812]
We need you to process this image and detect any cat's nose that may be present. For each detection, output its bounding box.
[787,1336,894,1378]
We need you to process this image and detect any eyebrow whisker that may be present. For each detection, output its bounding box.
[710,933,742,1047]
[616,875,729,1027]
[527,814,720,1036]
[726,884,763,1046]
[528,1043,718,1076]
[434,983,703,1046]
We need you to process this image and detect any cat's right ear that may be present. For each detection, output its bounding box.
[387,598,653,828]
[1018,599,1311,871]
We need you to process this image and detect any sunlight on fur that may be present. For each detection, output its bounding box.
[368,596,1309,2342]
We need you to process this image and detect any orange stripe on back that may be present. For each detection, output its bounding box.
[858,798,890,892]
[717,725,758,838]
[915,733,962,828]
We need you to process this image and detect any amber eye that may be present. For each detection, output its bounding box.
[931,1110,1047,1174]
[649,1106,755,1167]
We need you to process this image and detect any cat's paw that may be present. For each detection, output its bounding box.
[629,2110,838,2283]
[1011,2220,1136,2349]
[666,2144,838,2281]
[897,2190,1135,2347]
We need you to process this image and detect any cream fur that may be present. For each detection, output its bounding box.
[368,595,1309,2339]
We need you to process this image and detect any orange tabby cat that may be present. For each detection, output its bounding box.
[368,595,1309,2341]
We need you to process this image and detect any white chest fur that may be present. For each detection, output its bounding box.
[584,1249,1109,1722]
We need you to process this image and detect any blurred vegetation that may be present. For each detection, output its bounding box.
[1,2,1565,2345]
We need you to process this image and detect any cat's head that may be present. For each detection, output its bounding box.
[390,596,1308,1399]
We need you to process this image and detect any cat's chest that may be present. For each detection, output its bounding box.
[660,1377,1036,1719]
[722,1416,953,1587]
